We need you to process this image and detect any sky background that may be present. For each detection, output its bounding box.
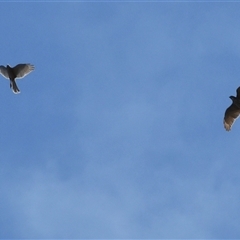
[1,1,240,238]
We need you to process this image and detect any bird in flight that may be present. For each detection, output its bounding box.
[224,86,240,131]
[0,63,34,94]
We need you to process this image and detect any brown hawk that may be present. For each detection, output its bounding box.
[224,86,240,131]
[0,64,34,94]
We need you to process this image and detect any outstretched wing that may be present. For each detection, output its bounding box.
[13,64,34,79]
[0,65,9,79]
[237,86,240,98]
[224,104,240,131]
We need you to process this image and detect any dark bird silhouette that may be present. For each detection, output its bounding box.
[224,86,240,131]
[0,64,34,94]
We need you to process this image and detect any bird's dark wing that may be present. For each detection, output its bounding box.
[0,65,9,79]
[13,64,34,79]
[224,104,240,131]
[236,86,240,98]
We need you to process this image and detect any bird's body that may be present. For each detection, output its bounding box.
[0,63,34,94]
[224,87,240,131]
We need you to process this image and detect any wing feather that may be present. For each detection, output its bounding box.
[224,104,240,131]
[13,64,34,79]
[0,65,9,79]
[236,87,240,98]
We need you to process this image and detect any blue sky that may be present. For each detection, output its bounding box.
[1,1,240,238]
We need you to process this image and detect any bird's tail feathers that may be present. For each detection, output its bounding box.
[10,81,20,94]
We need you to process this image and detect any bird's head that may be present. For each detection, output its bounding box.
[230,96,236,101]
[230,96,240,108]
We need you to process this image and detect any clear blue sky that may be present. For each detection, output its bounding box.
[1,1,240,238]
